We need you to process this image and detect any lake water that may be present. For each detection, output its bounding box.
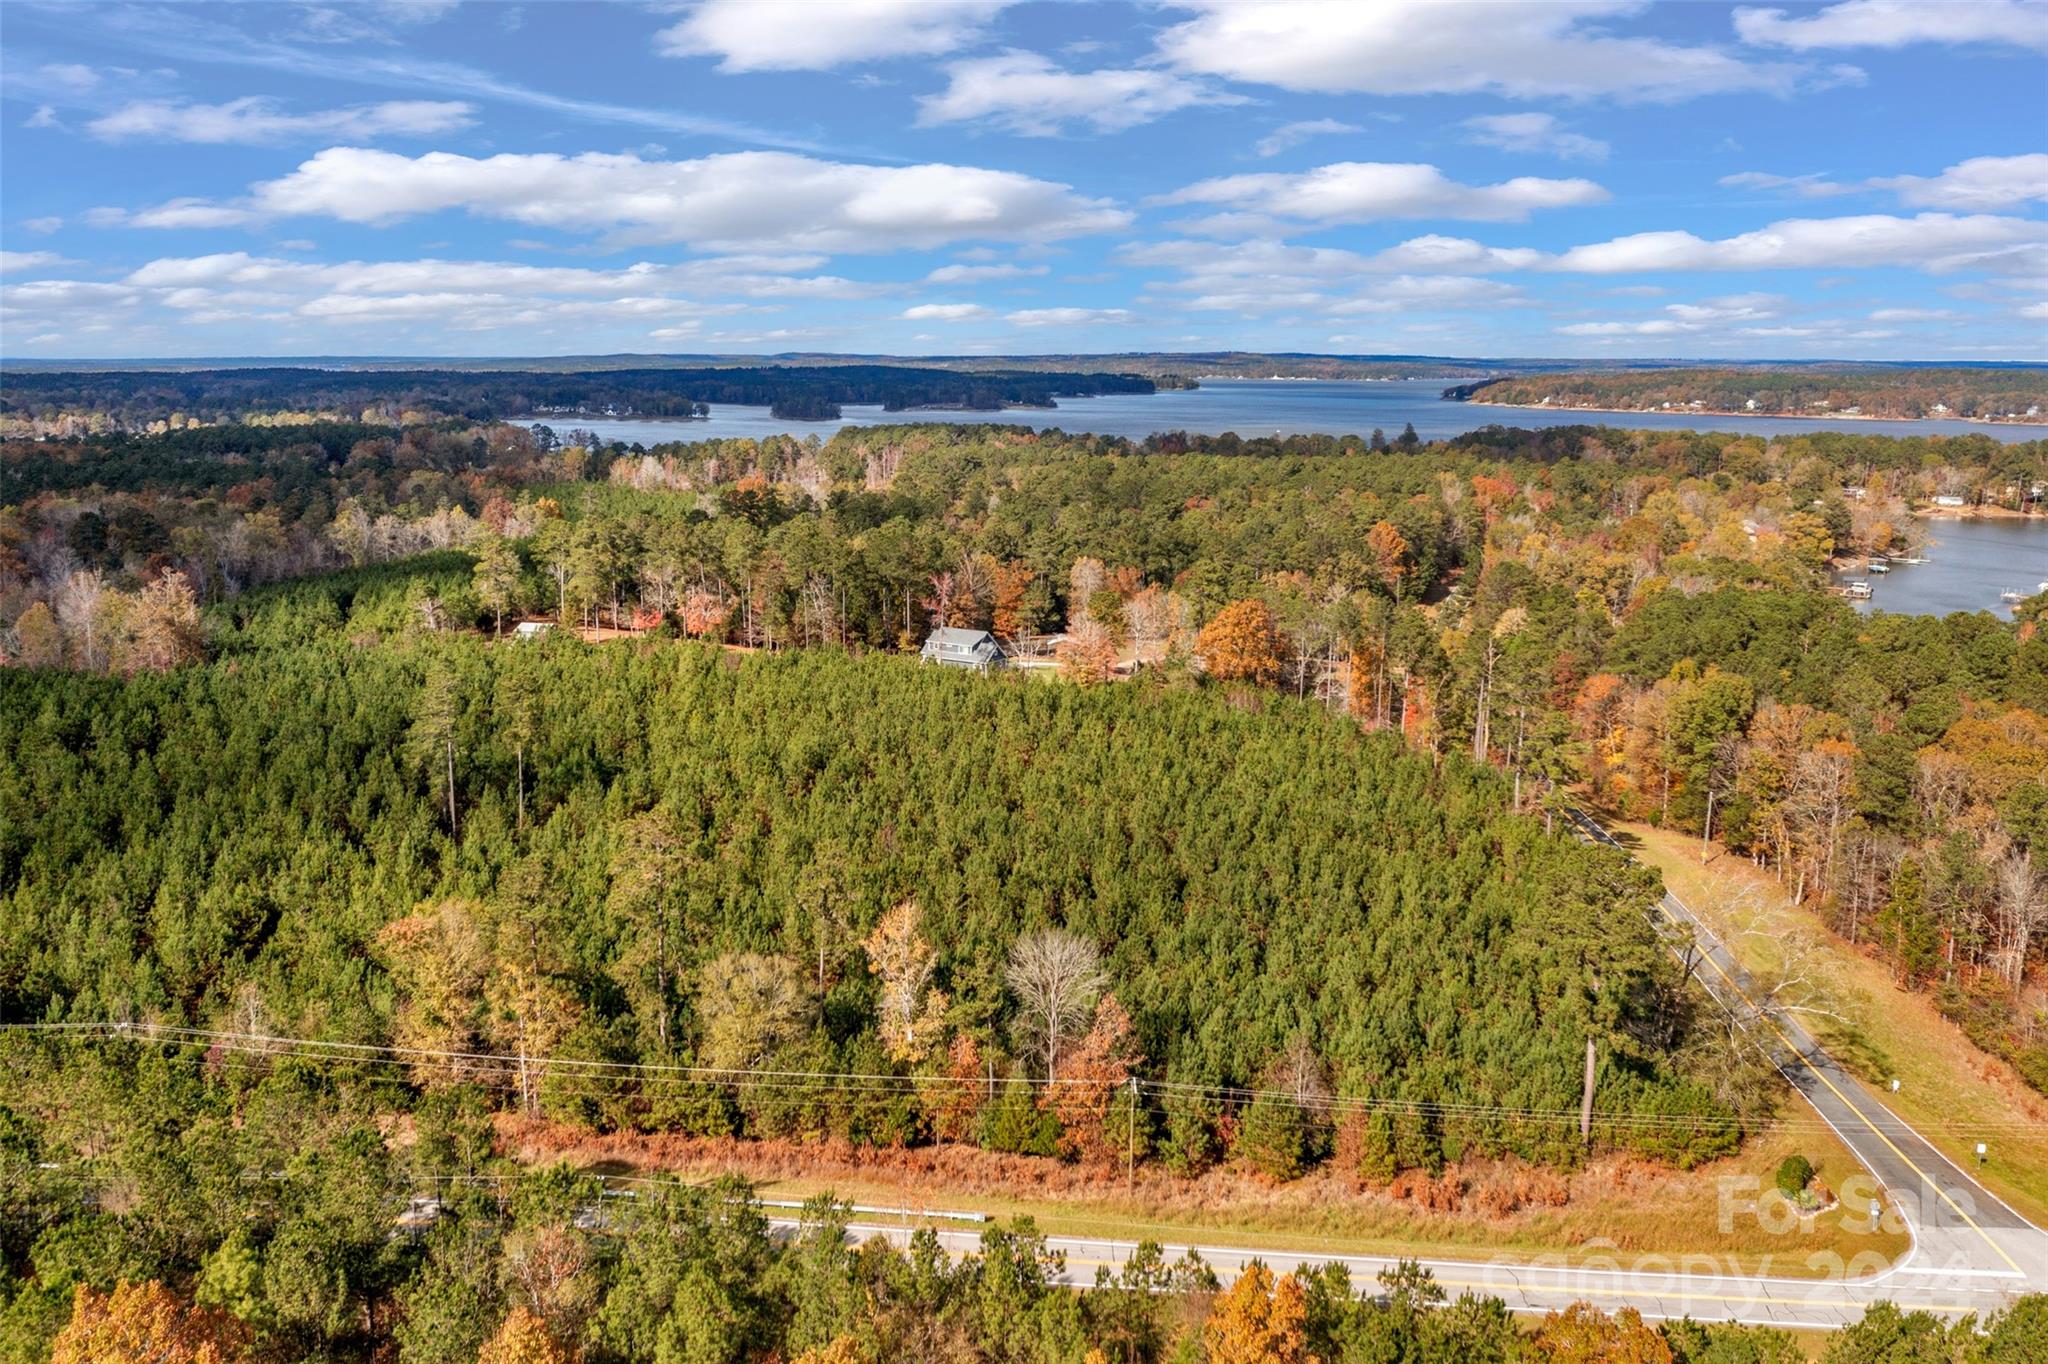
[1834,518,2048,619]
[547,377,2046,620]
[541,377,2048,447]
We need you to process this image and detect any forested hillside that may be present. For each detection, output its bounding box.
[5,417,2046,1089]
[0,633,1727,1167]
[1454,366,2048,422]
[5,409,2048,1360]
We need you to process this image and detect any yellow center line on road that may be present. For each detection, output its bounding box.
[1565,811,2025,1277]
[1665,889,2026,1278]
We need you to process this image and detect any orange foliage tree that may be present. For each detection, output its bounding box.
[1365,521,1410,595]
[1200,1263,1313,1364]
[479,1306,579,1364]
[926,1032,988,1142]
[1197,599,1286,686]
[682,589,731,640]
[1048,993,1142,1164]
[991,560,1037,639]
[51,1281,250,1364]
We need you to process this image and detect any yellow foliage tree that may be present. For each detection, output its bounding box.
[51,1281,250,1364]
[479,1306,578,1364]
[119,570,205,673]
[1200,1263,1314,1364]
[375,900,491,1089]
[1531,1301,1673,1363]
[863,900,949,1064]
[793,1337,863,1364]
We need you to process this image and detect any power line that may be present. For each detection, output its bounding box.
[12,1020,2037,1135]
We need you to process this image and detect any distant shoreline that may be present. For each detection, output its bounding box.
[1461,397,2039,428]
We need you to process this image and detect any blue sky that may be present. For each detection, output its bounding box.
[1,0,2044,360]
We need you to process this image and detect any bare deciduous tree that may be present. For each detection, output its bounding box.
[1993,853,2043,991]
[1006,927,1107,1081]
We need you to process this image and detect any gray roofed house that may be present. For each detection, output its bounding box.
[920,626,1007,671]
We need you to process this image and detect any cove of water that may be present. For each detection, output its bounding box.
[539,377,2048,447]
[1834,518,2048,619]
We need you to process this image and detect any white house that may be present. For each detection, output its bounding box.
[920,627,1007,671]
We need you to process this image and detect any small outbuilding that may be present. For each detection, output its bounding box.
[512,620,554,640]
[920,626,1007,671]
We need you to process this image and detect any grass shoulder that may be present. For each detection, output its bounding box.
[499,1113,1906,1279]
[1617,819,2048,1226]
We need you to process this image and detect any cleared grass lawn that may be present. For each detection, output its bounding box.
[1616,819,2048,1227]
[509,1115,1905,1279]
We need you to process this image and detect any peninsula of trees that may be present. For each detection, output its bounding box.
[1449,366,2048,423]
[0,365,1159,433]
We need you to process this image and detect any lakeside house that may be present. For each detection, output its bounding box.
[920,626,1007,671]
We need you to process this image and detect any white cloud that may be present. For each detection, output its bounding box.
[1460,113,1609,161]
[1156,162,1608,230]
[129,147,1130,253]
[659,0,1012,71]
[375,0,464,21]
[1155,274,1523,321]
[1718,170,1854,198]
[1663,292,1784,323]
[1550,212,2048,273]
[36,63,101,93]
[902,302,992,321]
[21,217,64,234]
[1119,236,1543,289]
[1721,156,2048,211]
[1869,307,1958,321]
[1159,0,1806,102]
[95,198,264,230]
[918,50,1244,134]
[1557,318,1695,337]
[1362,235,1547,272]
[1326,276,1523,314]
[1255,119,1362,158]
[0,251,68,274]
[1870,154,2048,210]
[1004,307,1132,326]
[1734,0,2048,53]
[923,262,1047,282]
[1557,291,1789,337]
[2019,301,2048,320]
[88,98,475,145]
[0,250,912,342]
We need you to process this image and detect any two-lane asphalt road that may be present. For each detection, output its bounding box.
[790,813,2046,1330]
[1560,810,2047,1297]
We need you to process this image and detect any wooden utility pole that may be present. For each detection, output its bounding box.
[1580,1037,1597,1142]
[1126,1076,1139,1191]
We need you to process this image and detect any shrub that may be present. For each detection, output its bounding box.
[1775,1153,1814,1198]
[1233,1094,1313,1181]
[979,1085,1062,1157]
